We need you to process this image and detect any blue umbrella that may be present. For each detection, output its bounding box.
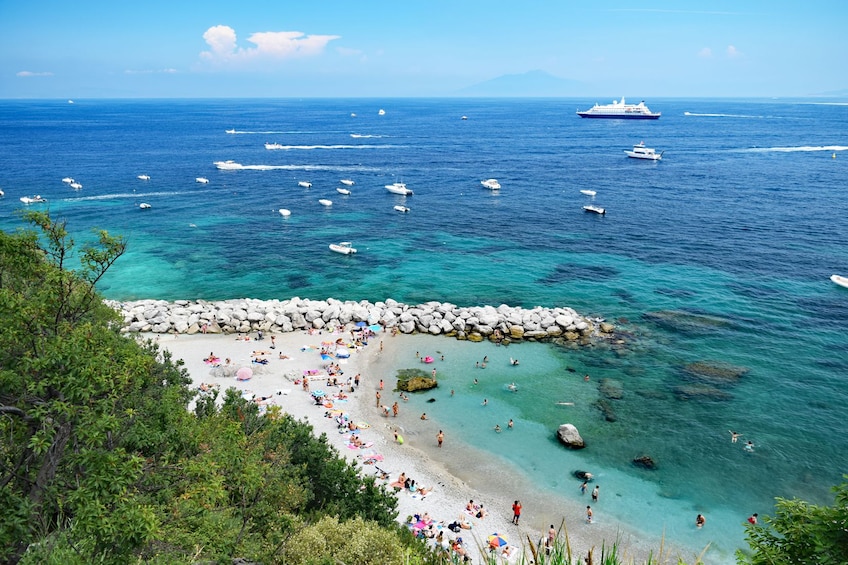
[355,321,367,327]
[321,353,333,361]
[368,324,383,332]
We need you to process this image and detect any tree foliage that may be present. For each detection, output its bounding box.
[736,478,848,565]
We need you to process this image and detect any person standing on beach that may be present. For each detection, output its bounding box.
[379,379,384,390]
[512,500,522,525]
[437,430,444,447]
[392,402,399,417]
[354,373,360,387]
[375,391,381,407]
[592,485,599,502]
[586,506,593,523]
[270,335,276,349]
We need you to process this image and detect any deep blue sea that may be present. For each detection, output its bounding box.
[1,98,847,562]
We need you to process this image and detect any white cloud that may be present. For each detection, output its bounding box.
[124,68,180,75]
[698,47,712,58]
[16,71,53,77]
[726,45,740,57]
[200,25,340,65]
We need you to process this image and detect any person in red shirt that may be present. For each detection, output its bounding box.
[511,500,522,525]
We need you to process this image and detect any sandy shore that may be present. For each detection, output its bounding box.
[151,329,685,564]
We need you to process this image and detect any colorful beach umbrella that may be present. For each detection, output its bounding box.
[236,367,253,381]
[487,533,508,548]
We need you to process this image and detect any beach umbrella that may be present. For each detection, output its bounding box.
[487,533,508,548]
[368,324,382,333]
[236,367,253,381]
[320,353,334,361]
[355,321,367,327]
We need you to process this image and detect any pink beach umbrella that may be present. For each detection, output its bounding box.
[236,367,253,381]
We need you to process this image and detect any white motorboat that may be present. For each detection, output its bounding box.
[0,189,4,197]
[138,174,150,180]
[481,178,501,190]
[265,143,284,150]
[583,205,606,215]
[298,181,312,188]
[62,177,74,184]
[378,109,386,116]
[69,182,82,190]
[336,187,351,195]
[278,208,291,217]
[577,98,661,119]
[225,128,236,134]
[20,195,47,204]
[318,199,333,207]
[196,177,210,184]
[393,205,410,213]
[329,241,357,255]
[625,142,663,161]
[831,274,848,289]
[385,182,413,196]
[580,189,597,196]
[340,179,355,186]
[139,203,151,209]
[461,115,468,120]
[214,160,240,170]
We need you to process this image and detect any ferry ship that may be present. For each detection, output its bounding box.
[577,98,660,120]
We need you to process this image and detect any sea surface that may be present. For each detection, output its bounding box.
[1,98,847,562]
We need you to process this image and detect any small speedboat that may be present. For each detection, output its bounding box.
[214,160,239,170]
[461,115,468,120]
[831,274,848,289]
[340,179,355,186]
[481,178,501,190]
[336,187,351,195]
[139,203,152,209]
[318,199,333,207]
[0,189,4,197]
[393,205,410,213]
[69,182,82,190]
[583,205,606,215]
[20,195,47,204]
[62,177,74,184]
[137,174,150,180]
[386,182,413,196]
[225,128,236,134]
[625,142,663,161]
[196,177,210,184]
[378,109,386,115]
[580,189,597,196]
[265,143,284,150]
[278,208,291,217]
[298,181,312,188]
[329,241,357,254]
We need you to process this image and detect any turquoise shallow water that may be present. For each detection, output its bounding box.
[1,98,847,562]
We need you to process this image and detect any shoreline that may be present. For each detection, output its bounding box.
[151,328,707,564]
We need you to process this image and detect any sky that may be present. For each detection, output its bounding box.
[1,0,846,99]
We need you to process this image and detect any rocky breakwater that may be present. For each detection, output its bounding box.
[108,297,614,343]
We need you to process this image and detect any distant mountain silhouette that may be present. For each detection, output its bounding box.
[457,70,585,97]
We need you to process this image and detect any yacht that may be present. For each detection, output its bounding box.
[137,174,150,180]
[385,182,413,196]
[329,241,357,255]
[580,189,597,196]
[196,177,210,184]
[625,142,663,160]
[577,98,660,119]
[481,178,501,190]
[20,195,47,204]
[214,160,240,170]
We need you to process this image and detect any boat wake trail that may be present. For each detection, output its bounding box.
[214,161,381,172]
[684,112,765,119]
[350,134,385,138]
[741,145,848,153]
[264,144,402,150]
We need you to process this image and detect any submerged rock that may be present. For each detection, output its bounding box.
[395,368,438,392]
[672,384,732,401]
[683,361,749,386]
[633,455,658,470]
